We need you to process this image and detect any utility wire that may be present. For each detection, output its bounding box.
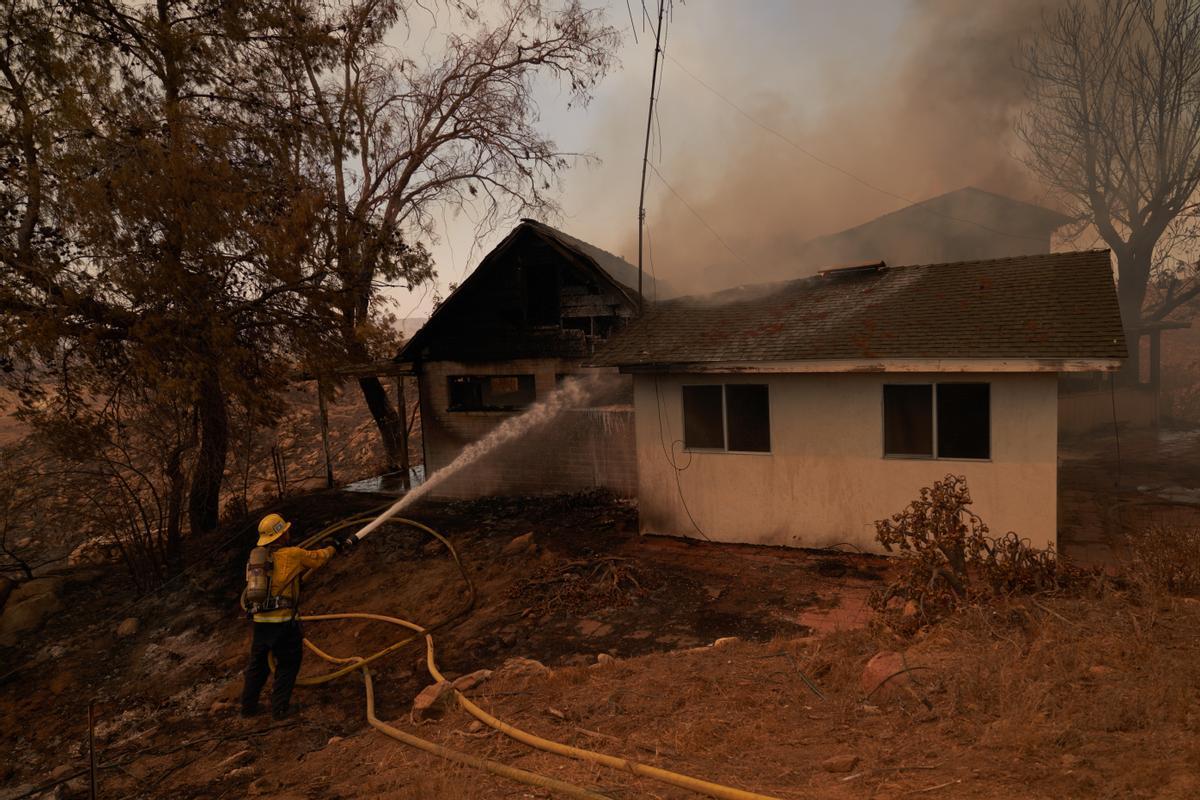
[665,53,1048,244]
[648,161,747,267]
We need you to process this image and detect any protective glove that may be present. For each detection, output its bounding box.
[332,532,358,555]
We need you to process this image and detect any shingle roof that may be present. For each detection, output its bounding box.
[589,250,1127,368]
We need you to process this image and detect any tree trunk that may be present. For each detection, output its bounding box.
[165,441,187,576]
[188,365,229,534]
[1116,247,1153,385]
[358,375,404,470]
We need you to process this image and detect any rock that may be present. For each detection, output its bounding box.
[0,577,14,612]
[466,720,484,733]
[8,577,65,606]
[218,749,254,770]
[594,653,615,665]
[502,532,536,556]
[712,636,739,648]
[822,754,860,773]
[116,617,139,638]
[859,651,913,701]
[452,669,492,693]
[209,699,235,716]
[411,681,456,721]
[0,591,64,646]
[576,619,613,638]
[47,645,66,659]
[495,656,553,682]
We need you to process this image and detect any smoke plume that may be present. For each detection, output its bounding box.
[628,0,1065,293]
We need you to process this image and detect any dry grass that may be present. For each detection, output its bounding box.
[1126,523,1200,596]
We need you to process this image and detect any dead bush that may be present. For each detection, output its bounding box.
[1126,523,1200,596]
[508,556,658,616]
[870,475,1080,631]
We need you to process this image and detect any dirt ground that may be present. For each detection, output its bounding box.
[2,489,1199,800]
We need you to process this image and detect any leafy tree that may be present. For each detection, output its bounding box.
[1019,0,1200,373]
[281,0,619,467]
[1,0,330,540]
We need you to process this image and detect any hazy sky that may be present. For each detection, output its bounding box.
[388,0,1052,322]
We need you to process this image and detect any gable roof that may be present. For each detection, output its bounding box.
[590,250,1126,369]
[787,187,1072,273]
[397,220,653,363]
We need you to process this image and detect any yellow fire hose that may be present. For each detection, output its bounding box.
[256,509,785,800]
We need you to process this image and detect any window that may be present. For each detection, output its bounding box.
[883,382,989,460]
[937,383,990,459]
[682,384,770,452]
[447,375,535,412]
[883,385,933,457]
[682,385,725,449]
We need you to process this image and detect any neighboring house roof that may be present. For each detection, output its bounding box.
[397,219,656,363]
[788,186,1072,273]
[590,250,1126,369]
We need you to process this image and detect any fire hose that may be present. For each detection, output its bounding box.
[257,500,785,800]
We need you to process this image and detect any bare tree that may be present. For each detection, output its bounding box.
[283,0,619,467]
[1019,0,1200,373]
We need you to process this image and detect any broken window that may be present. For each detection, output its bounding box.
[525,260,560,326]
[883,384,933,457]
[883,382,990,459]
[447,375,536,412]
[682,384,771,452]
[936,383,990,459]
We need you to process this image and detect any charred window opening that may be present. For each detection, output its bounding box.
[883,383,990,459]
[562,316,592,336]
[525,260,560,326]
[683,384,771,452]
[447,375,536,412]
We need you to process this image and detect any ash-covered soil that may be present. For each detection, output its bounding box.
[0,489,884,799]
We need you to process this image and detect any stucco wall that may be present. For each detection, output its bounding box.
[418,359,637,498]
[633,372,1058,552]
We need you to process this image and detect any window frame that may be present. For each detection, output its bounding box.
[680,382,772,455]
[881,381,992,462]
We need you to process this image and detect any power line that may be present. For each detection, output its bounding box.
[648,161,746,267]
[665,53,1048,245]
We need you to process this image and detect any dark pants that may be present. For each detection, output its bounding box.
[241,619,303,717]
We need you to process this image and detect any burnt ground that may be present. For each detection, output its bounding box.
[1,486,1198,799]
[0,489,887,799]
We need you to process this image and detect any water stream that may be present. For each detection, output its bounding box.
[352,374,608,540]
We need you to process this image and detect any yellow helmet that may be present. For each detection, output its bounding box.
[257,513,291,546]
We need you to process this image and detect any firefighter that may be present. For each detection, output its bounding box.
[240,513,356,719]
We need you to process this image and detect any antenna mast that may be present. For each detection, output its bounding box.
[637,0,666,316]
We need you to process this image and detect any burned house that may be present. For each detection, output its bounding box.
[590,250,1127,552]
[396,220,654,498]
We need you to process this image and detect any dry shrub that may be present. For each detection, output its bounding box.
[508,556,659,616]
[1126,523,1200,596]
[870,475,1080,631]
